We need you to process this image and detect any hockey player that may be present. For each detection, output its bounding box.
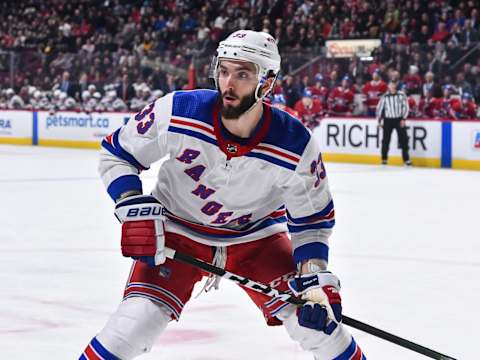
[453,92,478,119]
[327,75,355,116]
[271,93,299,118]
[419,89,441,118]
[294,89,324,130]
[362,69,387,117]
[80,30,366,360]
[434,85,461,119]
[400,84,420,118]
[308,73,330,109]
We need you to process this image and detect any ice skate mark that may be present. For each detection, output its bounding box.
[187,303,237,313]
[156,329,218,345]
[0,312,66,334]
[9,295,111,316]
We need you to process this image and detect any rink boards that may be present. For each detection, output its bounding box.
[1,110,479,170]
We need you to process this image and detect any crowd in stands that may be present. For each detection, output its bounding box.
[1,0,480,125]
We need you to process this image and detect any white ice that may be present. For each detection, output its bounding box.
[1,144,478,360]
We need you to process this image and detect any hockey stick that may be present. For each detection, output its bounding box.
[164,247,456,360]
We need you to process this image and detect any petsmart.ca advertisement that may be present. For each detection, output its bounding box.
[37,111,130,148]
[0,110,33,145]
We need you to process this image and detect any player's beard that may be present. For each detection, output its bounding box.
[218,88,257,120]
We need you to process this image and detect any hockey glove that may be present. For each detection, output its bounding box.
[114,195,166,266]
[288,271,342,334]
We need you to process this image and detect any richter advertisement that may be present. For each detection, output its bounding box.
[313,117,442,160]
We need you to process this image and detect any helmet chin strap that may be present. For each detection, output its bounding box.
[232,73,278,118]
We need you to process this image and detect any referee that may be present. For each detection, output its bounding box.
[376,80,412,166]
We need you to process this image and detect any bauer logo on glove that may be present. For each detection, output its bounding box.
[114,195,167,266]
[126,206,165,218]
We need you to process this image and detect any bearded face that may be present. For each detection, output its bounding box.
[216,60,262,120]
[218,87,257,120]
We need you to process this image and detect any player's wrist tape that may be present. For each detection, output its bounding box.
[114,195,166,223]
[297,259,327,274]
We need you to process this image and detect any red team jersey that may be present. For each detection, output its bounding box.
[273,103,299,118]
[435,97,461,118]
[328,87,354,115]
[308,85,330,108]
[403,73,422,93]
[419,97,441,118]
[294,98,323,129]
[451,100,478,119]
[362,80,387,111]
[407,96,418,117]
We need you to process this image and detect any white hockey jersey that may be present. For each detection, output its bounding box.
[99,89,335,265]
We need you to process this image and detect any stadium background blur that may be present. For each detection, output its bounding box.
[1,0,479,127]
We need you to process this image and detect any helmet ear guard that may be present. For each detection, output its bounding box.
[210,30,281,101]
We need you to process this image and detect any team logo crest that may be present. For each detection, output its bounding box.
[474,131,480,149]
[159,266,172,279]
[226,143,238,153]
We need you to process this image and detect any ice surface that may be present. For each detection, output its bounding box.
[1,145,478,360]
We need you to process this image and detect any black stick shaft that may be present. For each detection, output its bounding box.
[164,247,456,360]
[341,317,456,360]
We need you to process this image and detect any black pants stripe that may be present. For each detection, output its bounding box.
[381,117,410,162]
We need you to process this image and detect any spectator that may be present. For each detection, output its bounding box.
[270,93,298,117]
[282,75,301,109]
[422,71,437,97]
[117,73,135,105]
[328,76,354,116]
[437,85,461,118]
[456,92,478,118]
[308,74,330,109]
[0,0,479,119]
[403,65,422,95]
[57,71,78,99]
[454,72,473,95]
[294,89,323,130]
[362,69,387,116]
[419,89,441,118]
[431,22,450,43]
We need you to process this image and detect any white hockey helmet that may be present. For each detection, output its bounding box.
[213,30,281,100]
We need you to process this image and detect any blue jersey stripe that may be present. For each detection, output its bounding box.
[333,338,358,360]
[107,175,143,202]
[287,200,334,224]
[168,126,218,147]
[91,337,121,360]
[293,242,329,263]
[171,216,287,239]
[246,152,297,170]
[264,106,311,156]
[288,220,335,232]
[102,129,148,171]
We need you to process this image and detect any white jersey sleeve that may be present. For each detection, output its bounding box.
[99,93,174,201]
[283,135,334,266]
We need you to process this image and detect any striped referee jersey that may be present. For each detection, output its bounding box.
[376,91,409,120]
